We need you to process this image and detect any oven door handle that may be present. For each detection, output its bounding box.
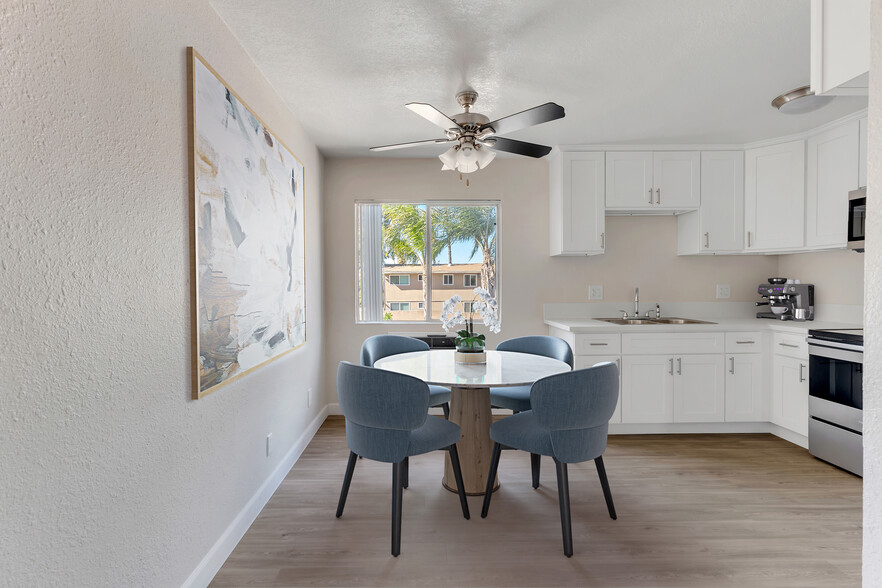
[808,343,863,364]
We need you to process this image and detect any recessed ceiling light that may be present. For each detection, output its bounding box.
[771,85,834,114]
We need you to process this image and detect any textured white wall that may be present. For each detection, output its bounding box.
[864,3,882,584]
[0,1,324,585]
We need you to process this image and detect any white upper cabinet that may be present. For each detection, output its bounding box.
[806,119,860,248]
[549,151,605,256]
[744,140,806,252]
[606,151,699,211]
[653,151,701,209]
[605,152,653,209]
[859,116,868,187]
[677,151,744,255]
[811,0,870,96]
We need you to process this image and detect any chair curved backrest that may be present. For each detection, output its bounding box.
[337,361,430,462]
[361,335,430,367]
[528,362,619,462]
[496,336,574,369]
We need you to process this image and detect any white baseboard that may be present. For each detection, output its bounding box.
[327,402,341,415]
[182,404,330,588]
[768,423,809,448]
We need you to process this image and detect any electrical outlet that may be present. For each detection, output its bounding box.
[266,433,273,457]
[716,284,731,299]
[307,387,312,408]
[589,285,603,300]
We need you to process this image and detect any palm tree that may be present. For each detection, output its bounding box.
[382,205,442,316]
[453,206,497,297]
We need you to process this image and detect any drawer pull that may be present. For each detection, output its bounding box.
[668,358,673,375]
[589,342,609,346]
[730,357,735,374]
[779,342,799,348]
[736,340,755,344]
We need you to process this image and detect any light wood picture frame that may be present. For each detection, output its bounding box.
[188,48,306,399]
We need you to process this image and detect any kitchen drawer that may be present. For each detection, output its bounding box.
[622,332,724,355]
[574,333,621,355]
[773,331,808,359]
[725,331,763,353]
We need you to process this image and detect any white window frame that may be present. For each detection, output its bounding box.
[355,200,500,324]
[464,274,478,287]
[389,274,410,286]
[417,302,425,310]
[442,274,454,286]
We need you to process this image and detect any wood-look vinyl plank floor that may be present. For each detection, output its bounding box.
[210,416,861,588]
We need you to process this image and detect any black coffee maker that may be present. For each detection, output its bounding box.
[756,277,814,321]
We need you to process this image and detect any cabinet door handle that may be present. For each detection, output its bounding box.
[704,232,709,248]
[779,342,799,348]
[799,363,806,383]
[589,342,608,346]
[677,357,682,375]
[736,340,755,344]
[656,188,660,204]
[730,356,735,374]
[668,358,674,375]
[616,358,621,370]
[747,231,752,248]
[601,232,605,248]
[648,188,653,204]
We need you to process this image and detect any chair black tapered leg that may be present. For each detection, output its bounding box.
[481,442,503,518]
[554,458,573,558]
[442,402,450,419]
[402,456,409,489]
[447,444,470,519]
[595,455,617,520]
[335,451,358,518]
[531,453,541,488]
[392,460,404,557]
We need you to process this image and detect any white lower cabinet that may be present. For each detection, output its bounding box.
[622,355,674,423]
[725,354,764,422]
[621,354,725,424]
[772,354,809,436]
[575,355,622,423]
[673,355,726,423]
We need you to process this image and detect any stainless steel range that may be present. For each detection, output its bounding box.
[807,328,863,476]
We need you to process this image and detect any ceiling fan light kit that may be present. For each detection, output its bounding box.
[371,90,565,175]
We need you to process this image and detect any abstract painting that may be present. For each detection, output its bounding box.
[189,48,306,398]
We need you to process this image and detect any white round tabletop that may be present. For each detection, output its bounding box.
[373,349,571,388]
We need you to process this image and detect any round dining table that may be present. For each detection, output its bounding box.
[373,349,572,495]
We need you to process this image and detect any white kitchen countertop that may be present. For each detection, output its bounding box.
[544,316,862,335]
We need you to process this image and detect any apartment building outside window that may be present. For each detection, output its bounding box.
[355,201,499,322]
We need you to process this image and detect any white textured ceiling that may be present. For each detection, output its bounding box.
[210,0,868,158]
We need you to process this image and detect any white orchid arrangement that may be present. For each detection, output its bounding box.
[440,287,501,350]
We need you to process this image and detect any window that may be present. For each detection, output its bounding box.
[464,274,478,287]
[463,302,474,313]
[389,275,410,286]
[356,202,499,322]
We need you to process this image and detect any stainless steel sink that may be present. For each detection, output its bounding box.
[596,317,716,325]
[651,317,716,325]
[596,318,660,325]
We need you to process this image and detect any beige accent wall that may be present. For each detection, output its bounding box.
[1,2,323,585]
[777,249,865,305]
[322,157,781,398]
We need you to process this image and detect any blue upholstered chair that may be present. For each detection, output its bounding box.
[361,335,451,418]
[489,336,574,488]
[335,362,469,557]
[481,362,619,557]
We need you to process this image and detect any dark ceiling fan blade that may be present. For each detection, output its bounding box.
[370,138,454,151]
[405,102,461,132]
[484,136,552,158]
[481,102,565,136]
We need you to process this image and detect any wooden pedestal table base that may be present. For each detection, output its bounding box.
[443,386,499,496]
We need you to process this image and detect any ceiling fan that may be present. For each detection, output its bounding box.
[370,90,565,174]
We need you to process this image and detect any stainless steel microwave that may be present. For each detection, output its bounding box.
[848,187,866,251]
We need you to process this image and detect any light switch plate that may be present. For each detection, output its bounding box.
[589,285,603,300]
[716,284,731,299]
